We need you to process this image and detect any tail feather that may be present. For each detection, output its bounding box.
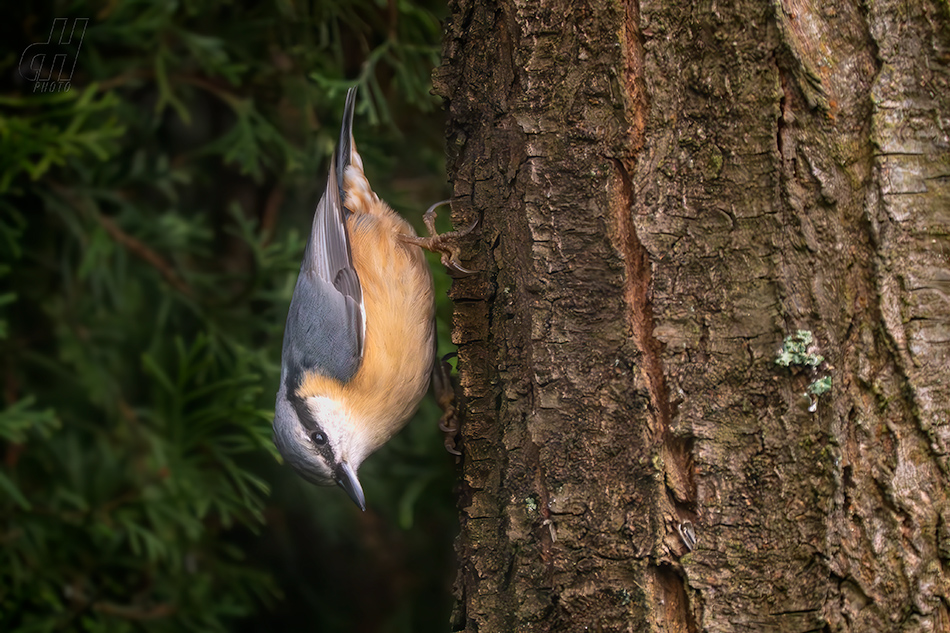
[334,87,378,217]
[336,87,358,200]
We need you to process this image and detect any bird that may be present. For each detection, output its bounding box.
[273,87,470,510]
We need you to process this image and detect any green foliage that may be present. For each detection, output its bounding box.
[0,87,126,192]
[1,1,453,631]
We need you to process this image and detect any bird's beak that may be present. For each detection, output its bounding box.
[334,461,365,511]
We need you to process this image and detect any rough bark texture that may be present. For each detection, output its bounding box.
[434,0,950,630]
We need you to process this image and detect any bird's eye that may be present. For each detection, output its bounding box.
[310,431,328,446]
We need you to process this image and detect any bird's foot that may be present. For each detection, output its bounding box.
[400,200,477,277]
[432,352,461,457]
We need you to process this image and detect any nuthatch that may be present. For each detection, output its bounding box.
[273,87,469,510]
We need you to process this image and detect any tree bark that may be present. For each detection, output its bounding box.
[434,0,950,630]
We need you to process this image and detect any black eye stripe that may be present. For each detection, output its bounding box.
[290,392,333,456]
[290,392,319,430]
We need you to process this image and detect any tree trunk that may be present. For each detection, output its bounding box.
[433,0,950,630]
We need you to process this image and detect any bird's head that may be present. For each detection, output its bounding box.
[273,386,368,510]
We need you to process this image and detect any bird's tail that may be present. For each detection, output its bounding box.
[335,86,379,217]
[336,87,358,198]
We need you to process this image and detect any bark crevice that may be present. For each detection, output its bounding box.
[610,158,669,441]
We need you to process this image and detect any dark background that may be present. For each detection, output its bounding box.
[1,1,459,631]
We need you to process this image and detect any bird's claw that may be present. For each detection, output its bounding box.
[401,200,478,277]
[432,352,461,457]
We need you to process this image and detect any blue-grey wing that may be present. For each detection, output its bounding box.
[303,158,363,321]
[282,88,364,389]
[282,267,362,386]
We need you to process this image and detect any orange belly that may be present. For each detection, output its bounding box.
[297,203,435,450]
[344,208,435,441]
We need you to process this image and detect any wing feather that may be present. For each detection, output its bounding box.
[284,87,365,388]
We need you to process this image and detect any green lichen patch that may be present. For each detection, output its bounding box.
[775,330,833,411]
[807,376,833,396]
[775,330,825,367]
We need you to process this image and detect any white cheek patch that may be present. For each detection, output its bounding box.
[304,396,375,469]
[306,396,349,459]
